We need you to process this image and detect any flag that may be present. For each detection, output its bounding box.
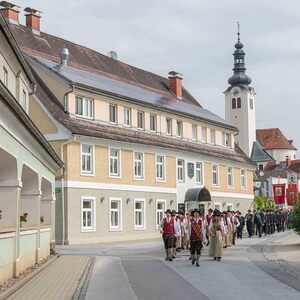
[286,184,298,206]
[272,184,286,204]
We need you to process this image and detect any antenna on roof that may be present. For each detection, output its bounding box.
[107,51,118,60]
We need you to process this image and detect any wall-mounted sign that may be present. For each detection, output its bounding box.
[287,173,297,184]
[187,163,194,179]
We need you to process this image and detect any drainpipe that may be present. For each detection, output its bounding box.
[58,136,76,245]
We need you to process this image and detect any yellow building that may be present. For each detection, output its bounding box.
[7,7,255,245]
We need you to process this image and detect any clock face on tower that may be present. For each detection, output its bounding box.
[233,89,239,96]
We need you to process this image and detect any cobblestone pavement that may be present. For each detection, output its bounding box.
[7,255,92,300]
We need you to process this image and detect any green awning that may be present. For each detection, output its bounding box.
[184,187,211,202]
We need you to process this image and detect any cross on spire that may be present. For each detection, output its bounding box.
[237,21,240,42]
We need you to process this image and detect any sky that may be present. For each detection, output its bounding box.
[12,0,300,153]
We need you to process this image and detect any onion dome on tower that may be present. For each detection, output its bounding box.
[228,22,251,86]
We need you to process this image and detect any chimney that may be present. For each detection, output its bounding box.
[0,1,20,24]
[168,71,183,99]
[24,7,42,35]
[60,48,69,67]
[286,156,291,168]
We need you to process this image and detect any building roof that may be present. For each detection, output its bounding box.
[256,128,297,150]
[251,141,274,163]
[29,55,234,129]
[264,159,300,173]
[9,23,200,106]
[34,74,255,167]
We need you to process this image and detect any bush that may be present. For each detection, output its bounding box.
[289,195,300,235]
[254,197,275,210]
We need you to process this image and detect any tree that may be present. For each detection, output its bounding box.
[289,194,300,235]
[253,197,275,210]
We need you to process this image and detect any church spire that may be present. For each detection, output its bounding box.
[228,22,251,86]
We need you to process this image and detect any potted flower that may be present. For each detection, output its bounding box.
[20,213,28,227]
[40,216,45,224]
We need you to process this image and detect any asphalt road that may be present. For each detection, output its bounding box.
[57,232,300,300]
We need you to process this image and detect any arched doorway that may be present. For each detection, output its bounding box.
[184,187,211,215]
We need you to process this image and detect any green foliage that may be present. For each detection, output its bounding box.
[253,197,275,210]
[289,194,300,235]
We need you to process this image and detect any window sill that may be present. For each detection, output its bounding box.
[0,227,16,234]
[81,172,95,177]
[75,114,94,121]
[109,175,121,179]
[81,229,96,233]
[134,227,146,231]
[134,177,145,181]
[109,228,122,232]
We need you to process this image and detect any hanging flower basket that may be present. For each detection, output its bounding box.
[20,213,28,227]
[40,216,45,223]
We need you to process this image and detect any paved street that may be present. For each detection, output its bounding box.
[6,231,300,300]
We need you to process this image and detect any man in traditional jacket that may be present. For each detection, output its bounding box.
[159,209,175,261]
[236,211,245,239]
[205,208,213,246]
[245,210,254,238]
[189,208,206,267]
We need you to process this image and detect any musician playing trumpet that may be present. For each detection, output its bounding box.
[189,208,206,267]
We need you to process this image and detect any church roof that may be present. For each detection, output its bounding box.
[251,141,274,162]
[256,128,297,150]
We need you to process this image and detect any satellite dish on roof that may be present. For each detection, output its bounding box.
[107,51,118,60]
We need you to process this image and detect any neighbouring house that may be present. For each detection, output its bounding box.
[0,9,64,284]
[5,5,255,245]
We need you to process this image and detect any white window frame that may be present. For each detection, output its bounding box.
[177,159,185,182]
[196,162,204,185]
[176,121,183,138]
[133,152,144,180]
[137,111,144,130]
[212,164,219,187]
[75,96,93,119]
[156,199,166,229]
[192,124,197,141]
[109,104,117,124]
[80,144,95,176]
[3,66,8,87]
[241,169,247,189]
[150,114,157,132]
[200,127,207,143]
[227,166,234,188]
[210,129,215,145]
[81,196,96,232]
[109,148,121,178]
[156,155,166,182]
[124,107,131,127]
[166,118,172,135]
[214,203,221,211]
[222,132,230,147]
[227,203,233,211]
[109,197,122,231]
[134,198,146,230]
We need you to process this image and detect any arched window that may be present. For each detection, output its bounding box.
[232,98,236,109]
[237,98,241,108]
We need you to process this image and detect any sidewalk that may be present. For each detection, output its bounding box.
[5,255,93,300]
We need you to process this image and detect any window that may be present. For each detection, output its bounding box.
[192,124,197,141]
[237,98,241,108]
[3,67,8,87]
[176,121,183,137]
[232,98,236,109]
[137,111,144,130]
[124,108,131,126]
[196,162,203,184]
[227,204,233,211]
[109,104,117,124]
[212,164,219,186]
[166,118,172,135]
[222,132,230,147]
[109,148,120,177]
[21,89,27,110]
[110,198,122,230]
[81,144,94,175]
[75,96,93,118]
[201,127,207,143]
[227,167,233,187]
[249,98,254,110]
[156,155,165,181]
[258,164,264,170]
[214,203,221,211]
[156,200,166,229]
[81,198,95,231]
[150,114,157,132]
[134,152,144,179]
[241,169,247,189]
[210,129,215,144]
[134,199,145,230]
[177,159,185,182]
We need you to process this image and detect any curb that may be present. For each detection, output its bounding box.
[0,255,59,300]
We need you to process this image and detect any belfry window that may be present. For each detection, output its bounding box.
[237,98,241,108]
[232,98,236,109]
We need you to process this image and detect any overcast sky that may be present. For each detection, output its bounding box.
[13,0,300,153]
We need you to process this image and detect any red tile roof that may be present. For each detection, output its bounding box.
[9,24,200,107]
[256,128,297,150]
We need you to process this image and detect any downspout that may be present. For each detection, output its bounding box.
[58,136,76,245]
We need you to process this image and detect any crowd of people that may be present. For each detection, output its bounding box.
[159,207,293,267]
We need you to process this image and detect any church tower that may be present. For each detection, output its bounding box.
[225,24,256,157]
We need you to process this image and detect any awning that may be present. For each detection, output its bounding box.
[184,187,211,202]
